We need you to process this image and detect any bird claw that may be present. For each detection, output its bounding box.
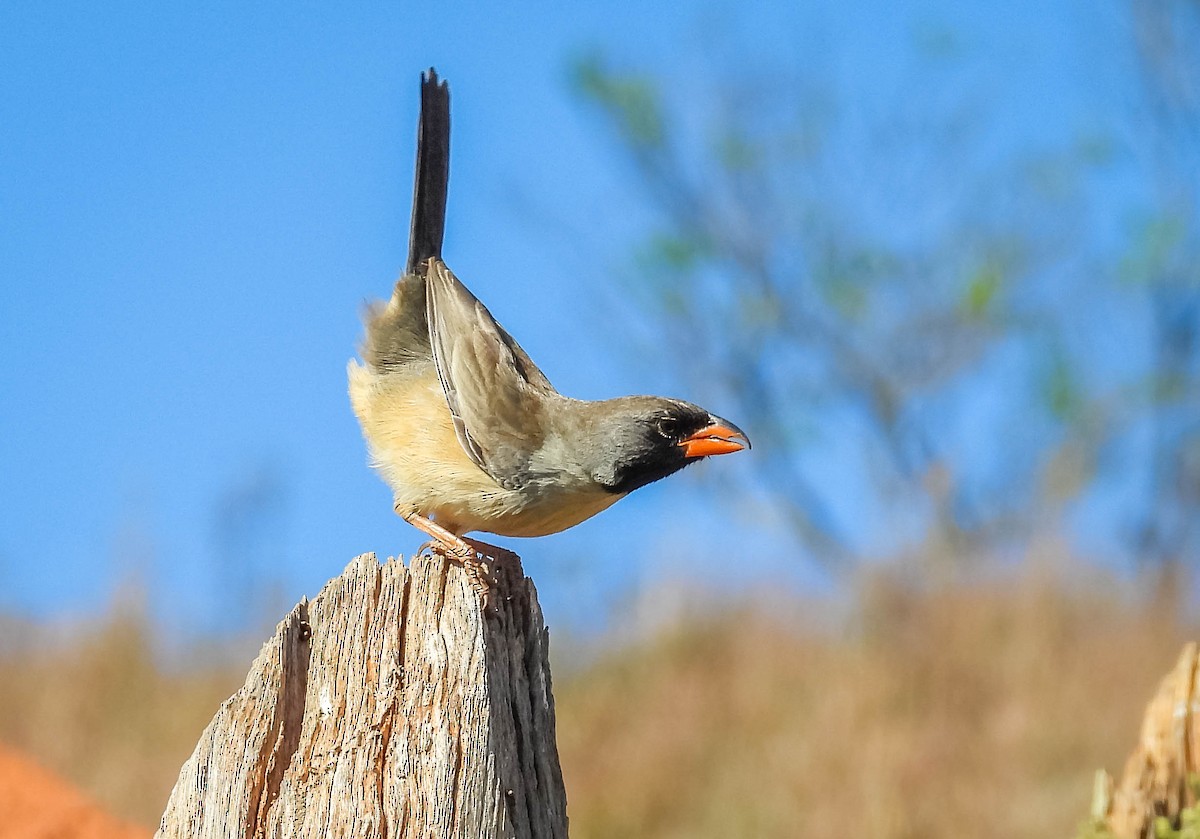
[402,513,515,615]
[462,537,520,568]
[426,540,500,613]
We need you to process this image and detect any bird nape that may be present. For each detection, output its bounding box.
[347,68,749,599]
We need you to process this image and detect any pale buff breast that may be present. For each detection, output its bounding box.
[347,360,622,537]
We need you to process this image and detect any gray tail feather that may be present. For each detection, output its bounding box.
[407,68,450,275]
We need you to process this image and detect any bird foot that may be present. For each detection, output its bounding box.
[462,536,520,567]
[418,538,496,610]
[463,538,526,612]
[402,512,520,613]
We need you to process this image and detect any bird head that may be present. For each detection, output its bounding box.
[581,396,751,495]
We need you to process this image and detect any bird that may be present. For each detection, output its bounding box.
[348,69,750,585]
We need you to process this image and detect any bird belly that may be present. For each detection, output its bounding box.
[348,360,622,538]
[478,484,623,538]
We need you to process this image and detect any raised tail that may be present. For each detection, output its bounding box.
[407,68,450,275]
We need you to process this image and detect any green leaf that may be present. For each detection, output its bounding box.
[1043,352,1082,423]
[636,231,709,274]
[570,52,665,149]
[821,276,868,319]
[714,132,758,172]
[962,261,1003,319]
[1119,213,1188,286]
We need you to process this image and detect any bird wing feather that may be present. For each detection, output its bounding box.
[427,259,556,489]
[425,258,557,488]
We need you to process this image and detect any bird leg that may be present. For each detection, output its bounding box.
[401,510,495,605]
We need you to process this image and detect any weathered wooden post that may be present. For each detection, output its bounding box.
[1090,642,1200,838]
[155,551,567,838]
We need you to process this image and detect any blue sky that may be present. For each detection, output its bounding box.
[0,1,1134,635]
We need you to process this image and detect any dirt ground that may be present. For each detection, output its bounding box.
[0,744,146,839]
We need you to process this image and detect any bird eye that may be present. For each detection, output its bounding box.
[656,416,680,438]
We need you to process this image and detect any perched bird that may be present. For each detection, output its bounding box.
[348,69,749,576]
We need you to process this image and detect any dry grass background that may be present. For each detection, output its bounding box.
[0,559,1191,838]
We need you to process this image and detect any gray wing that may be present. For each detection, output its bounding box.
[426,258,558,488]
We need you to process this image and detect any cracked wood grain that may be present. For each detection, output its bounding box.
[1098,643,1200,839]
[155,552,567,839]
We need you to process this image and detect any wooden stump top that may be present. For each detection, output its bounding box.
[156,551,567,839]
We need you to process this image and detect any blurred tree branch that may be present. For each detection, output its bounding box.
[1125,0,1200,569]
[570,48,1089,568]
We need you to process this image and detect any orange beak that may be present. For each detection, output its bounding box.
[678,420,751,459]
